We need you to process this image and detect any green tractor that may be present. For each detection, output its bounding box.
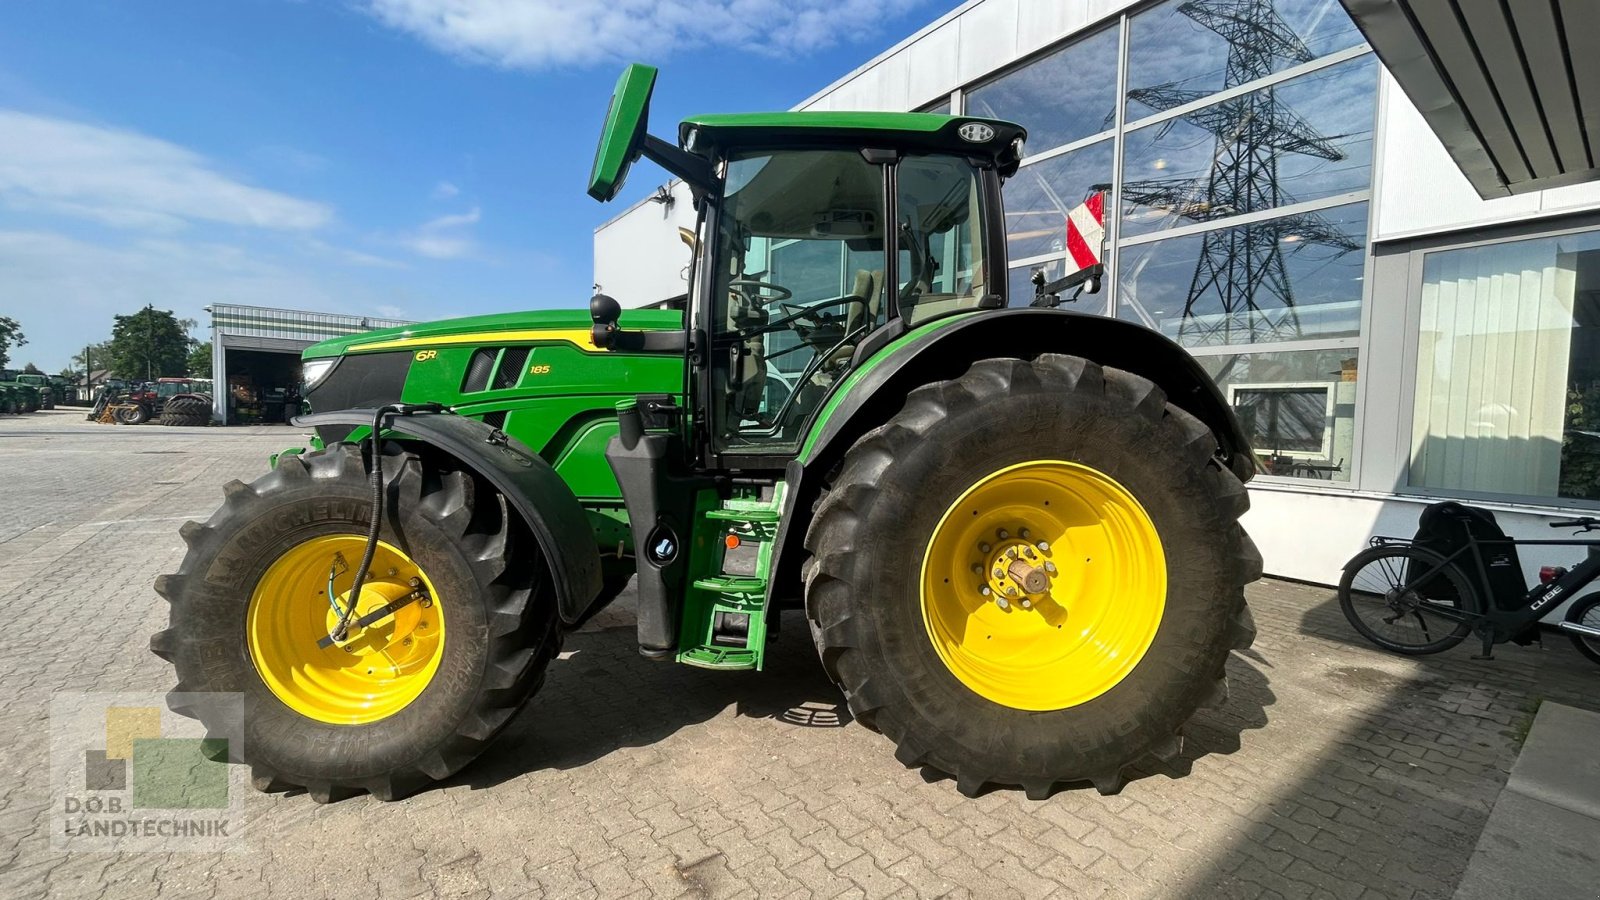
[153,65,1259,804]
[12,372,56,409]
[0,371,41,413]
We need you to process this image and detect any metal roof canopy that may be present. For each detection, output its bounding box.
[1342,0,1600,198]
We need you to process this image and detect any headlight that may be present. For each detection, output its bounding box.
[301,357,338,390]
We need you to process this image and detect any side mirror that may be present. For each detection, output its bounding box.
[590,293,622,349]
[588,65,658,202]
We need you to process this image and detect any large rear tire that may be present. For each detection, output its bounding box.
[804,355,1258,799]
[151,442,559,801]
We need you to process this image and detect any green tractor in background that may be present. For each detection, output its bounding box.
[0,371,41,413]
[12,372,56,409]
[153,65,1260,804]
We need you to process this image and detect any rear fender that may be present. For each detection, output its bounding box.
[767,307,1256,612]
[295,409,604,626]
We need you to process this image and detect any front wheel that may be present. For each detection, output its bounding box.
[805,355,1259,799]
[1339,545,1477,655]
[152,442,558,801]
[1564,594,1600,665]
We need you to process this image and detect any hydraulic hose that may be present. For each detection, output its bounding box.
[329,404,396,643]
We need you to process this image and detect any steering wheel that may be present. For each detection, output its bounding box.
[729,278,793,307]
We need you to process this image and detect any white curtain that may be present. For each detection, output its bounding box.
[1410,241,1576,496]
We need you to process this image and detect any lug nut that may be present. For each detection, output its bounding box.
[386,567,398,577]
[980,586,991,596]
[1006,586,1018,597]
[971,564,983,575]
[1019,529,1031,540]
[997,529,1009,540]
[979,542,991,554]
[1020,598,1033,609]
[996,597,1010,610]
[993,568,1004,579]
[1045,561,1057,574]
[1038,541,1050,552]
[1024,548,1036,559]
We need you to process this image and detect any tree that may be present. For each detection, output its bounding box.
[73,341,114,376]
[108,306,194,381]
[187,342,213,378]
[22,362,42,374]
[0,316,24,369]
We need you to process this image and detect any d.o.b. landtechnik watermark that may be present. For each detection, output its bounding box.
[49,692,248,852]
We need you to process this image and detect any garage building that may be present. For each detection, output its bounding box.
[206,303,410,425]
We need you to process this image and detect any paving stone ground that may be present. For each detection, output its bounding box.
[2,407,1599,899]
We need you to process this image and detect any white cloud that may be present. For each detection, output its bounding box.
[431,180,460,199]
[0,110,332,232]
[361,0,925,69]
[399,206,481,259]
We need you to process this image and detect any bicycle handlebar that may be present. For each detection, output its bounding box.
[1549,517,1600,531]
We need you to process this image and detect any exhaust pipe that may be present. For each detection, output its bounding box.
[1557,621,1600,639]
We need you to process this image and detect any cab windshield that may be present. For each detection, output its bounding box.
[709,149,989,454]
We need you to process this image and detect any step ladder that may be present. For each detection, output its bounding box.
[677,488,783,670]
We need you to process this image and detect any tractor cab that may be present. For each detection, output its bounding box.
[587,64,1028,462]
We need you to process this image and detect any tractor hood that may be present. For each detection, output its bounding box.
[298,305,686,422]
[304,307,683,360]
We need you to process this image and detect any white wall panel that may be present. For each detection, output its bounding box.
[1375,70,1600,242]
[957,0,1019,85]
[906,21,961,108]
[1015,0,1134,57]
[591,180,697,309]
[1245,486,1590,620]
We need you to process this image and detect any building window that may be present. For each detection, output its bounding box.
[1202,348,1359,481]
[1115,201,1368,346]
[1004,139,1114,263]
[1409,228,1600,502]
[1119,55,1376,239]
[1125,0,1366,115]
[966,25,1119,156]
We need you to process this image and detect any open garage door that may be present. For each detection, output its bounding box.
[1341,0,1600,197]
[216,335,308,425]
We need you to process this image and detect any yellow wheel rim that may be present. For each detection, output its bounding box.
[920,460,1166,711]
[247,535,445,725]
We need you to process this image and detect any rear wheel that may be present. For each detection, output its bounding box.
[152,442,558,801]
[1564,594,1600,665]
[118,402,151,425]
[805,355,1259,798]
[1339,545,1477,655]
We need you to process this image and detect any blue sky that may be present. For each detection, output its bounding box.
[0,0,945,371]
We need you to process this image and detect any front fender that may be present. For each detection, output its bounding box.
[295,409,604,626]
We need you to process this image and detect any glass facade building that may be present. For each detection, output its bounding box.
[592,0,1600,590]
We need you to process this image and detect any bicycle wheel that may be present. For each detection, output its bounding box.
[1564,594,1600,666]
[1339,544,1477,655]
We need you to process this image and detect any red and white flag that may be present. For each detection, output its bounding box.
[1065,191,1106,274]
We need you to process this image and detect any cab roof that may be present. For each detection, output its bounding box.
[677,112,1027,166]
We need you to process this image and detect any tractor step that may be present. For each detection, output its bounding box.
[705,507,780,524]
[692,575,764,594]
[675,488,784,671]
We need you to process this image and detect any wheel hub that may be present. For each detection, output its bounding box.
[247,535,445,725]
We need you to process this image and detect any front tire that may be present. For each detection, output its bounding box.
[804,355,1258,798]
[151,442,558,801]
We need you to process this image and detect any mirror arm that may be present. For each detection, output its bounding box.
[641,134,718,199]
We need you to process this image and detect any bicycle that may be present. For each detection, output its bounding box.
[1339,501,1600,663]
